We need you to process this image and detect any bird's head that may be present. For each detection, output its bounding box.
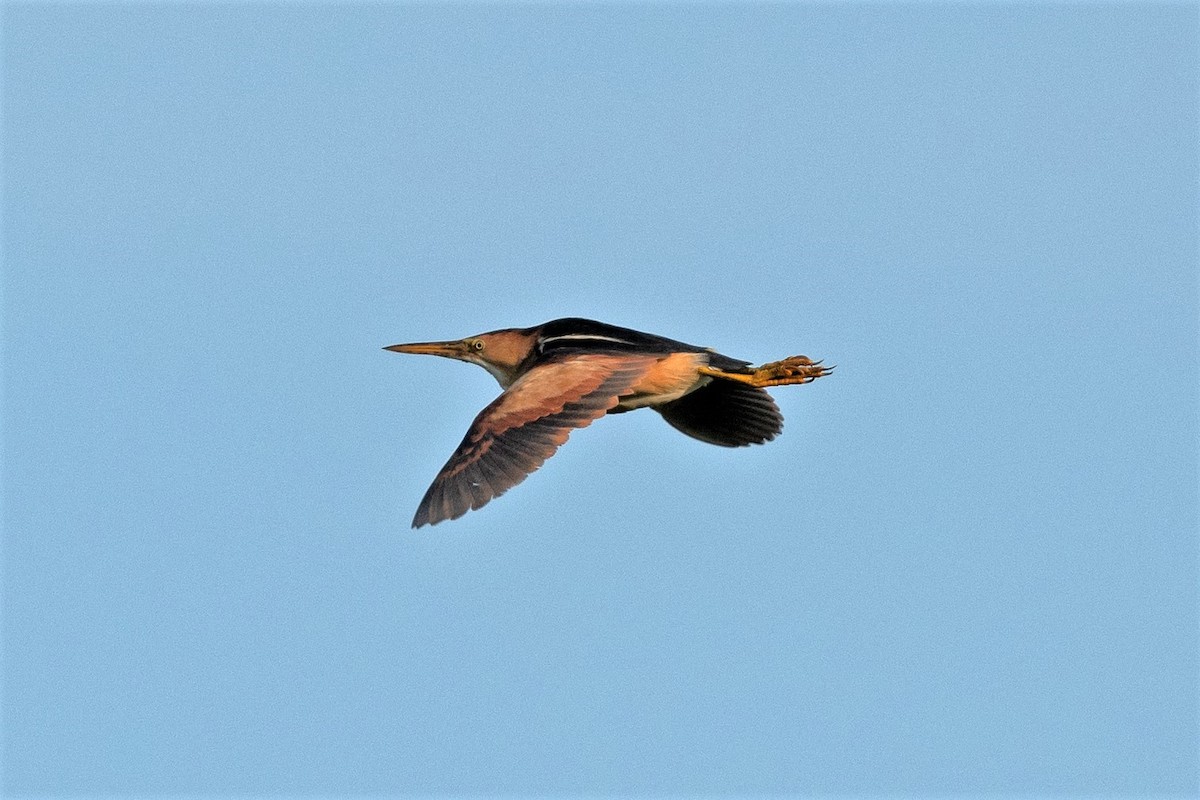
[385,327,537,388]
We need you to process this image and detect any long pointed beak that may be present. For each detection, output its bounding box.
[383,340,468,359]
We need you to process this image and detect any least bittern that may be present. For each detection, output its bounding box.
[387,318,831,528]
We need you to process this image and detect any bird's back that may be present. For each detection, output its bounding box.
[532,318,750,371]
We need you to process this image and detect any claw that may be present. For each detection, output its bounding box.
[699,354,834,388]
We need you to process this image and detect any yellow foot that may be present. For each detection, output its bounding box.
[699,355,833,388]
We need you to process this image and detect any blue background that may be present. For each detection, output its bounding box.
[3,3,1197,795]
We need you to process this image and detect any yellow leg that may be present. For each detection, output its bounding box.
[698,355,833,388]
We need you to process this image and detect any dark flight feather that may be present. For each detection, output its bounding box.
[656,379,783,447]
[412,354,655,527]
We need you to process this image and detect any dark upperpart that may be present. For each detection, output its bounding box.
[528,318,751,371]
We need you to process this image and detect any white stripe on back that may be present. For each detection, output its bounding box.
[538,333,638,349]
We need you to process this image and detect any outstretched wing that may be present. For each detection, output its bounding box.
[656,379,783,447]
[412,354,655,527]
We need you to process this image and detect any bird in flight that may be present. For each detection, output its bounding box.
[386,318,831,527]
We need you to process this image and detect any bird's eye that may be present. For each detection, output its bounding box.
[472,340,485,351]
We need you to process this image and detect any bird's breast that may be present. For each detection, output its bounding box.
[615,352,710,411]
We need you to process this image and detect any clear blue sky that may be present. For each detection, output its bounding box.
[3,3,1196,795]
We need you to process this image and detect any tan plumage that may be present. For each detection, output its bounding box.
[412,354,655,528]
[387,318,830,527]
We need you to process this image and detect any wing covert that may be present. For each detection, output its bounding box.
[412,355,655,527]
